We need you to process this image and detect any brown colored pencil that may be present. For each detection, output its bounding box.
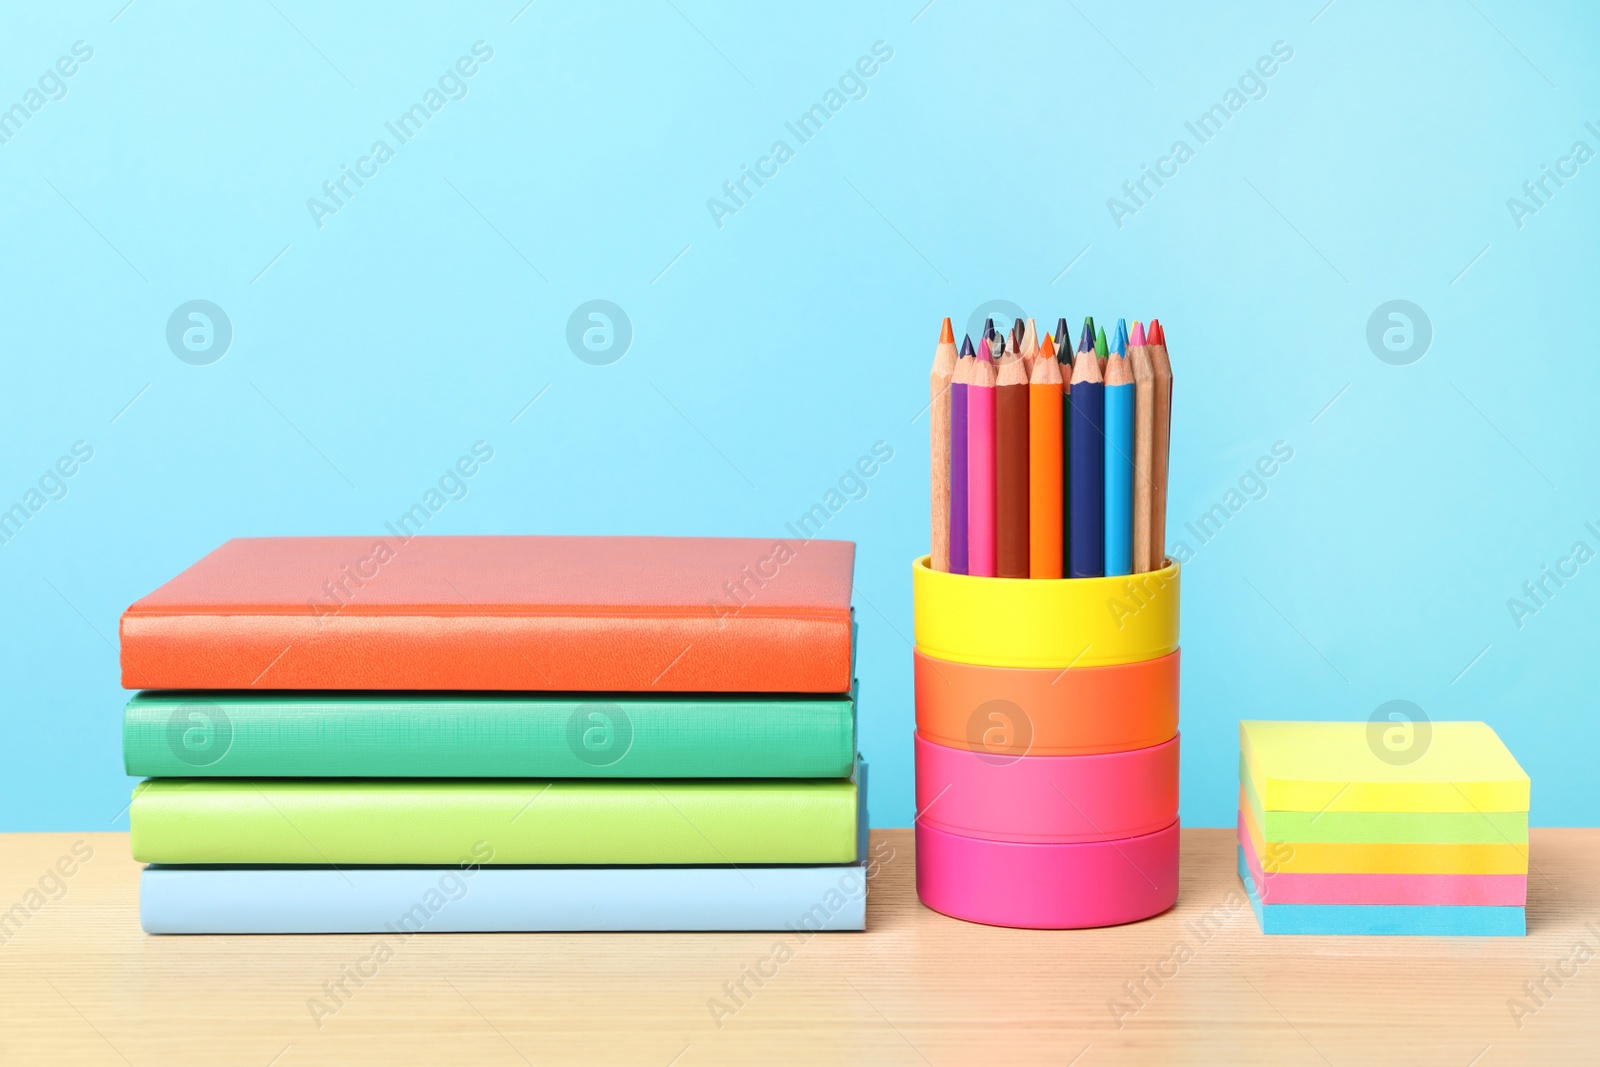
[1148,319,1174,569]
[1028,333,1064,578]
[1129,321,1156,573]
[929,317,959,572]
[995,350,1031,578]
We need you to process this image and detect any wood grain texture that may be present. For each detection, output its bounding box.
[1,829,1596,1066]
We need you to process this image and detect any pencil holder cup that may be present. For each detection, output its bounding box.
[911,557,1182,929]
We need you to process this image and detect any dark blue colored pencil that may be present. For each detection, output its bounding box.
[1068,324,1104,578]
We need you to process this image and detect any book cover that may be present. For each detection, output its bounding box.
[125,688,857,778]
[120,536,855,693]
[129,768,860,865]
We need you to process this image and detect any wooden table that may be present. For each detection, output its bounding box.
[1,829,1594,1065]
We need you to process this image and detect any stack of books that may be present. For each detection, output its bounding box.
[121,535,867,933]
[1238,720,1530,937]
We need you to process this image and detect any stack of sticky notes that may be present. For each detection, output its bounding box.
[1237,720,1530,936]
[121,535,867,933]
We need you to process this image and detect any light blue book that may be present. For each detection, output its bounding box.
[1237,848,1524,937]
[142,767,872,934]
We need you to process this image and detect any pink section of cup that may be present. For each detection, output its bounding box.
[915,732,1179,843]
[915,819,1180,929]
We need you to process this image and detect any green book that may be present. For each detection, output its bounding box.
[129,770,860,865]
[125,689,856,778]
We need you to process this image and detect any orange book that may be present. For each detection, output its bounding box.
[120,536,855,693]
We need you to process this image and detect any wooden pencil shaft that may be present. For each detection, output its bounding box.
[1150,343,1173,570]
[1131,347,1156,574]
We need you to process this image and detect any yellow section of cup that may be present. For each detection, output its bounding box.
[912,556,1180,669]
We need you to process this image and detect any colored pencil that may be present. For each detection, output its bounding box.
[967,338,998,578]
[1009,318,1025,356]
[1057,317,1073,574]
[984,317,996,346]
[1148,319,1174,569]
[1068,324,1104,578]
[949,336,975,575]
[996,342,1031,579]
[929,318,959,572]
[1095,324,1109,376]
[1028,332,1064,579]
[1103,328,1134,577]
[1129,321,1157,574]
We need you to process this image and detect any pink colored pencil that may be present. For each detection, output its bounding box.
[966,337,998,577]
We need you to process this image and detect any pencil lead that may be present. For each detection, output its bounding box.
[959,334,975,358]
[1110,324,1126,357]
[1077,322,1095,353]
[978,336,993,362]
[1095,326,1108,359]
[1129,320,1146,346]
[940,317,954,344]
[984,317,995,343]
[1039,332,1056,361]
[1115,318,1129,352]
[1056,317,1069,346]
[1083,316,1095,339]
[1149,319,1165,346]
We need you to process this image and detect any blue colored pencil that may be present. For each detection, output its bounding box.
[949,335,974,574]
[1068,324,1104,578]
[1103,328,1134,576]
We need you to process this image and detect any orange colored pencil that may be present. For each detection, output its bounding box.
[1028,332,1064,578]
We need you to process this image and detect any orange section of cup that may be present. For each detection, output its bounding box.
[914,648,1179,757]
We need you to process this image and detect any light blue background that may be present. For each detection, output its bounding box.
[3,1,1596,831]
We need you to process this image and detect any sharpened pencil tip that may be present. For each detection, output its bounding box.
[1130,320,1146,346]
[1077,322,1095,353]
[1115,318,1128,351]
[978,336,992,362]
[1095,327,1108,358]
[959,334,975,358]
[1149,319,1165,346]
[940,317,954,344]
[1040,332,1056,360]
[1056,317,1069,346]
[984,317,995,343]
[1110,325,1125,357]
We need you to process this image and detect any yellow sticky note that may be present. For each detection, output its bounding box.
[1240,721,1529,814]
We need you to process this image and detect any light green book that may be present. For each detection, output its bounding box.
[129,768,860,865]
[125,689,856,778]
